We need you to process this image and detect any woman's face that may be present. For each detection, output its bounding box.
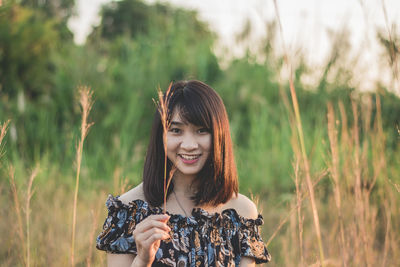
[166,109,212,178]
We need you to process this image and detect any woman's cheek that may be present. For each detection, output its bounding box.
[202,134,212,151]
[166,138,180,161]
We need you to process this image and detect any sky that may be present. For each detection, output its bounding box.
[68,0,400,91]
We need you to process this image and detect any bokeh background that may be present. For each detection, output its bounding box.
[1,0,399,266]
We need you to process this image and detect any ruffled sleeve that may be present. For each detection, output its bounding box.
[96,195,151,254]
[238,215,271,264]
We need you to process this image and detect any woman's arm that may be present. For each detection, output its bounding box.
[105,184,170,267]
[226,194,259,267]
[239,257,256,267]
[106,214,171,267]
[107,253,135,267]
[107,253,155,267]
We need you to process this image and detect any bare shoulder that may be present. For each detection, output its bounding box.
[118,183,145,205]
[224,193,259,220]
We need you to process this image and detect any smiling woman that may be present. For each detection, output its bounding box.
[166,111,212,181]
[96,80,271,267]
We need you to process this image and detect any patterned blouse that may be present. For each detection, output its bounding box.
[96,195,271,266]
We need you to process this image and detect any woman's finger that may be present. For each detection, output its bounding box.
[134,215,171,233]
[135,227,169,244]
[141,232,170,249]
[146,214,170,222]
[132,214,171,264]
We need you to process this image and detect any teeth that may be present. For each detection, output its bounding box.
[180,154,200,160]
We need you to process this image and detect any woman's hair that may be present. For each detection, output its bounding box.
[143,80,238,207]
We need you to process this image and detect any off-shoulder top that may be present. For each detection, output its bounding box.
[96,195,271,266]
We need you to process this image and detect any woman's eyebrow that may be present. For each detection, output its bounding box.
[170,121,186,126]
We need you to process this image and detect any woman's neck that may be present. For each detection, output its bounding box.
[171,171,197,198]
[168,172,224,215]
[163,172,197,216]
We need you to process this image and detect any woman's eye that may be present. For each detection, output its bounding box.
[198,128,209,134]
[169,128,181,134]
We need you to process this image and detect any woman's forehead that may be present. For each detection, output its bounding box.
[170,109,185,123]
[170,108,201,127]
[169,105,210,128]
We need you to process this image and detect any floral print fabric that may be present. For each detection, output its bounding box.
[96,195,271,266]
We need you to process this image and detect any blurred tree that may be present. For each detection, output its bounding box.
[0,2,64,162]
[89,0,210,41]
[0,3,59,100]
[19,0,75,39]
[19,0,75,20]
[377,25,400,94]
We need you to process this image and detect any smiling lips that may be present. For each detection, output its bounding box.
[178,154,201,164]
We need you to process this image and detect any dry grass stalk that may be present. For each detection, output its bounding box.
[112,167,122,194]
[382,199,391,267]
[265,170,326,248]
[119,177,129,195]
[351,101,371,266]
[71,86,94,266]
[380,0,400,93]
[273,0,325,264]
[26,166,39,267]
[292,98,325,266]
[350,101,363,263]
[388,179,400,193]
[361,99,377,266]
[337,101,353,189]
[326,102,347,266]
[371,94,393,266]
[0,119,10,159]
[9,165,26,265]
[154,83,176,213]
[86,205,101,267]
[293,160,305,266]
[112,167,129,194]
[288,201,297,262]
[249,191,261,213]
[372,94,385,173]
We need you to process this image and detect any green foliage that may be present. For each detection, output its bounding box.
[0,3,58,98]
[0,0,399,194]
[2,2,400,265]
[0,3,63,165]
[19,0,75,20]
[90,0,212,42]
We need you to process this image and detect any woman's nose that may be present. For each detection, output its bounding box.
[180,133,198,150]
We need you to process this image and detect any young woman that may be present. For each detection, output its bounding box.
[96,80,271,267]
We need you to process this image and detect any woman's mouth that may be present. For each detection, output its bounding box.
[178,154,201,164]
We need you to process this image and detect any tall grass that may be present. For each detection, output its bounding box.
[262,97,396,266]
[262,2,400,266]
[1,86,399,267]
[1,4,400,266]
[273,0,325,264]
[70,87,94,266]
[0,120,10,159]
[154,83,176,214]
[8,166,26,265]
[26,166,39,267]
[326,102,347,266]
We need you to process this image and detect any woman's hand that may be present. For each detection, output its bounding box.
[132,214,171,267]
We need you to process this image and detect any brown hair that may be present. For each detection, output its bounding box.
[143,80,238,207]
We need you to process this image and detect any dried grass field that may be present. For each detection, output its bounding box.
[1,0,400,266]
